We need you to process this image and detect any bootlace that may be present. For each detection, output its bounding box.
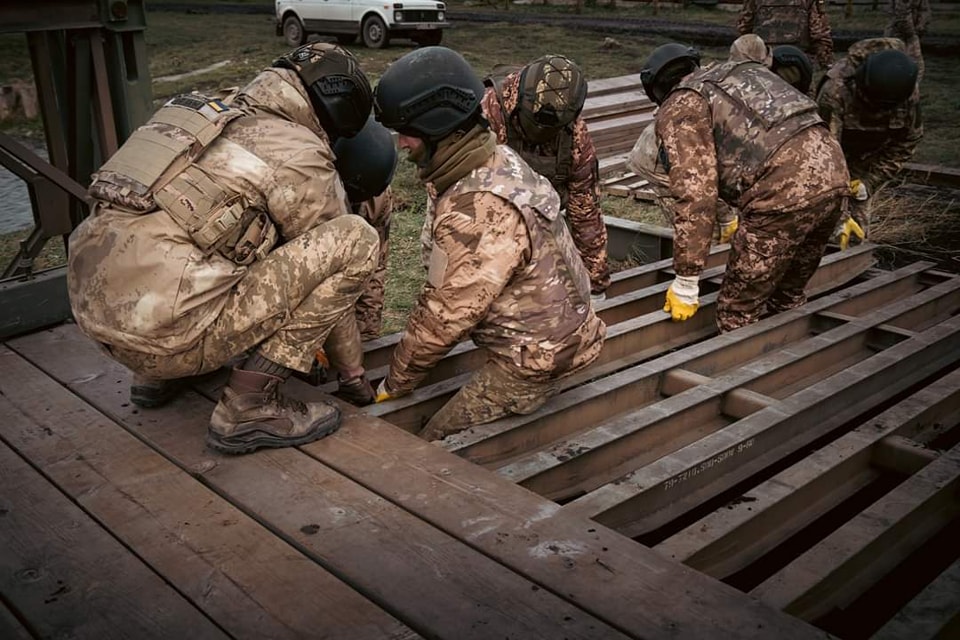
[266,384,308,415]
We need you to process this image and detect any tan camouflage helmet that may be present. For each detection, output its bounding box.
[729,34,772,66]
[274,42,373,139]
[516,54,588,143]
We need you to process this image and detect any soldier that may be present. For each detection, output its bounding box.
[371,46,606,442]
[771,44,815,95]
[332,116,397,342]
[885,0,931,82]
[480,54,610,299]
[67,43,380,454]
[816,37,922,247]
[640,43,849,333]
[737,0,834,73]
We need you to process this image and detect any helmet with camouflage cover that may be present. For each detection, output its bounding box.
[640,43,701,105]
[854,49,918,108]
[273,42,373,140]
[333,116,398,203]
[771,45,813,94]
[373,46,486,142]
[514,54,588,143]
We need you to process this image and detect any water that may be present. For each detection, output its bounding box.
[0,137,49,234]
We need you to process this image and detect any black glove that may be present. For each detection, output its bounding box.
[336,374,375,406]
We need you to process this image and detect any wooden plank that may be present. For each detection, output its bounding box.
[0,440,227,639]
[0,600,33,640]
[561,276,960,536]
[871,556,960,640]
[298,412,828,640]
[0,345,417,640]
[8,326,628,640]
[751,441,960,621]
[585,73,645,97]
[654,367,960,579]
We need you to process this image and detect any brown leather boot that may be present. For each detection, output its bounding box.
[207,368,341,455]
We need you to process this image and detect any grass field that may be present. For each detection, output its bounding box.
[1,1,958,332]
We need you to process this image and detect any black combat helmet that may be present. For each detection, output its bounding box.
[771,45,813,95]
[640,43,701,105]
[273,42,373,139]
[333,116,398,204]
[373,46,486,141]
[515,54,588,143]
[854,49,918,108]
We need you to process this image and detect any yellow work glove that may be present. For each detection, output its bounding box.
[374,379,394,403]
[838,216,865,250]
[849,179,868,201]
[719,216,739,244]
[663,275,700,322]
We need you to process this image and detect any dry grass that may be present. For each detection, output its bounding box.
[866,184,960,271]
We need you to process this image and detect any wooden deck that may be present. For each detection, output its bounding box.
[3,228,960,637]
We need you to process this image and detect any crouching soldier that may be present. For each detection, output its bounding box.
[641,43,849,333]
[816,37,922,248]
[67,43,379,454]
[481,54,610,299]
[371,46,606,442]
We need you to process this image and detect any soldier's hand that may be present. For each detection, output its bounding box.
[663,275,700,322]
[336,372,376,406]
[838,216,865,250]
[849,179,868,201]
[719,216,739,244]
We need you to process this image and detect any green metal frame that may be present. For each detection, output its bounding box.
[0,0,153,339]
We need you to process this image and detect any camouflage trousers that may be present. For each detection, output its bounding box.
[905,36,924,84]
[717,193,844,333]
[107,215,379,379]
[353,193,392,341]
[419,358,559,441]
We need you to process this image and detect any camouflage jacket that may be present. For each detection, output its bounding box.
[816,38,923,191]
[481,73,609,294]
[658,65,848,277]
[737,0,834,68]
[68,67,351,355]
[387,145,605,395]
[885,0,932,40]
[353,188,393,340]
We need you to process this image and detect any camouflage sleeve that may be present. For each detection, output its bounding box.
[266,146,350,240]
[566,118,610,294]
[887,0,918,39]
[387,191,529,395]
[809,0,835,69]
[737,0,756,35]
[918,0,932,36]
[862,105,923,190]
[354,188,393,340]
[481,86,509,145]
[656,91,719,278]
[815,79,845,140]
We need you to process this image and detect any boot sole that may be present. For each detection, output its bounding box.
[206,415,342,455]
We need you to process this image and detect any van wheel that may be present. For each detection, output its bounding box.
[282,15,306,47]
[413,31,442,47]
[336,34,358,45]
[362,16,389,49]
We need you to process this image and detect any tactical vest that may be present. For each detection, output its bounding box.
[752,0,811,49]
[88,94,276,265]
[676,60,822,204]
[484,70,576,208]
[446,146,591,371]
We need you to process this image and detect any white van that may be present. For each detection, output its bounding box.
[276,0,448,49]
